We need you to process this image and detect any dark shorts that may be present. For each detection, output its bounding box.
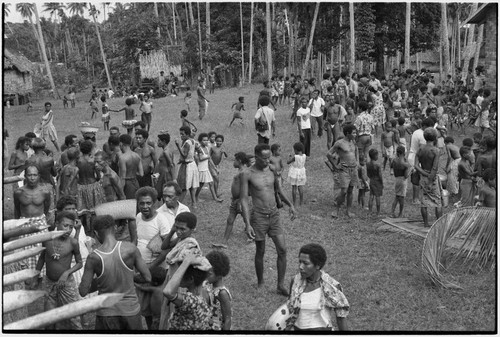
[250,207,283,241]
[95,314,143,330]
[337,165,359,189]
[123,178,140,199]
[229,198,243,216]
[137,173,152,188]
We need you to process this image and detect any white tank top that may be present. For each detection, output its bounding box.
[295,287,330,329]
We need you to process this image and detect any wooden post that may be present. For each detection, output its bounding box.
[4,247,46,265]
[4,269,40,287]
[3,290,47,313]
[3,231,66,253]
[4,293,125,330]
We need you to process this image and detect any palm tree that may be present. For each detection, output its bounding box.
[197,2,203,70]
[248,2,254,84]
[205,2,210,40]
[67,2,86,17]
[349,3,355,74]
[32,3,58,98]
[89,3,113,89]
[266,2,272,81]
[188,2,195,28]
[301,2,320,79]
[404,3,411,70]
[441,3,451,77]
[154,2,161,39]
[462,3,478,78]
[240,2,245,84]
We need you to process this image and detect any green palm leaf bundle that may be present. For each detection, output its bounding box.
[421,207,496,290]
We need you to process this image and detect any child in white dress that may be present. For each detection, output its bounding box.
[196,133,223,203]
[287,142,307,206]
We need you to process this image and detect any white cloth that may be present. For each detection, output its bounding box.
[408,129,426,167]
[308,97,325,117]
[295,288,330,329]
[255,106,276,139]
[288,154,307,186]
[157,202,190,231]
[296,107,311,130]
[136,212,171,265]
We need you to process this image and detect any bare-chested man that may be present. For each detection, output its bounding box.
[95,151,125,202]
[35,211,83,330]
[240,144,296,296]
[14,165,51,285]
[26,138,57,192]
[414,127,442,227]
[325,98,347,149]
[119,134,144,199]
[106,135,121,174]
[76,140,106,210]
[326,124,359,218]
[155,132,176,199]
[134,129,157,188]
[102,126,120,157]
[60,134,78,167]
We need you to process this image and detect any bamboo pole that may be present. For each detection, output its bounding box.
[4,293,125,330]
[4,269,40,287]
[3,231,66,253]
[4,246,46,265]
[4,224,50,241]
[4,219,30,231]
[3,175,23,184]
[3,290,47,313]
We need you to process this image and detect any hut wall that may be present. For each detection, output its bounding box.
[482,9,497,97]
[3,70,33,95]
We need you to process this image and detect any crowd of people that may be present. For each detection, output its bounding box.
[4,63,496,331]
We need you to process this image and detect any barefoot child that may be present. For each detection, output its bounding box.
[210,135,228,197]
[184,89,192,112]
[139,94,153,132]
[456,146,478,207]
[112,98,136,135]
[180,110,198,135]
[380,121,396,171]
[270,143,284,182]
[89,95,98,119]
[391,146,411,218]
[206,250,232,330]
[396,117,407,149]
[229,96,245,127]
[101,96,110,131]
[367,149,383,215]
[357,155,369,209]
[476,168,496,208]
[287,142,306,207]
[196,133,223,203]
[155,132,176,199]
[35,211,83,330]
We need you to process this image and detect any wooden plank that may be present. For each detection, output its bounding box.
[3,290,47,313]
[4,224,51,240]
[382,218,429,238]
[4,293,125,330]
[3,175,23,184]
[3,269,40,287]
[3,231,66,252]
[3,219,30,231]
[3,247,46,265]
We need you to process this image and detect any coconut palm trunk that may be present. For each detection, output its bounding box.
[301,2,320,79]
[154,2,161,39]
[240,2,245,84]
[405,3,411,70]
[349,2,355,74]
[197,2,203,70]
[90,4,113,90]
[188,2,195,28]
[33,4,58,99]
[266,2,272,81]
[248,2,254,84]
[441,3,451,76]
[462,3,477,78]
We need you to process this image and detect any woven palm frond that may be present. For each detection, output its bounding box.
[421,207,496,290]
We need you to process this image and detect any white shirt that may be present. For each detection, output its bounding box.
[308,97,325,117]
[255,106,276,138]
[136,212,171,265]
[157,202,190,230]
[296,107,311,130]
[408,128,426,167]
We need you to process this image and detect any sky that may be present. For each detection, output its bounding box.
[5,2,111,24]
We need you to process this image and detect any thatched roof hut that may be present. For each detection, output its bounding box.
[4,49,33,105]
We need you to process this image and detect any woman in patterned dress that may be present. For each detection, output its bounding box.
[368,86,386,136]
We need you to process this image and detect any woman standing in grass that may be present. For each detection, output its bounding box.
[285,243,349,331]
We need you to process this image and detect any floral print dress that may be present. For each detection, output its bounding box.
[371,91,386,127]
[169,292,211,330]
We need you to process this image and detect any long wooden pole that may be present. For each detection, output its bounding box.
[4,269,40,287]
[301,2,320,79]
[197,3,203,71]
[3,246,46,265]
[4,293,125,330]
[240,2,245,84]
[248,2,254,83]
[4,224,50,240]
[349,2,355,74]
[3,231,66,252]
[3,290,47,313]
[266,2,272,81]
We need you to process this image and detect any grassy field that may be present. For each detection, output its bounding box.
[2,84,496,331]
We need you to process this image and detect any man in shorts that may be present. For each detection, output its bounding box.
[240,144,296,296]
[327,124,359,218]
[354,101,374,160]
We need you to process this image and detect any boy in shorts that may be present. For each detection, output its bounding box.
[229,97,245,127]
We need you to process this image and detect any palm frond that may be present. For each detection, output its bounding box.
[421,207,496,289]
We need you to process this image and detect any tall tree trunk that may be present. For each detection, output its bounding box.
[473,24,483,70]
[456,9,461,72]
[240,2,245,84]
[197,2,203,70]
[249,2,254,83]
[184,3,190,27]
[188,2,195,28]
[462,3,477,78]
[154,2,161,39]
[83,33,90,80]
[172,3,177,43]
[284,8,292,75]
[205,2,210,40]
[450,19,456,76]
[349,2,355,74]
[175,5,183,41]
[441,3,451,76]
[405,2,411,70]
[266,2,272,81]
[338,4,343,74]
[33,4,58,99]
[28,18,43,62]
[92,9,113,90]
[301,3,320,79]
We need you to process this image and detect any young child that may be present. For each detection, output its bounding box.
[455,146,477,207]
[391,146,411,218]
[63,95,69,109]
[210,135,228,197]
[89,95,98,119]
[270,143,284,183]
[396,117,407,149]
[476,168,496,208]
[287,142,307,206]
[346,92,356,112]
[139,94,153,132]
[112,97,136,135]
[444,136,461,195]
[184,88,192,112]
[229,96,245,127]
[101,96,110,131]
[344,105,356,125]
[180,109,197,135]
[357,154,369,209]
[195,133,223,203]
[367,149,383,216]
[208,131,217,149]
[277,76,285,105]
[134,266,167,330]
[206,250,232,330]
[380,121,396,171]
[35,211,83,330]
[58,147,80,199]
